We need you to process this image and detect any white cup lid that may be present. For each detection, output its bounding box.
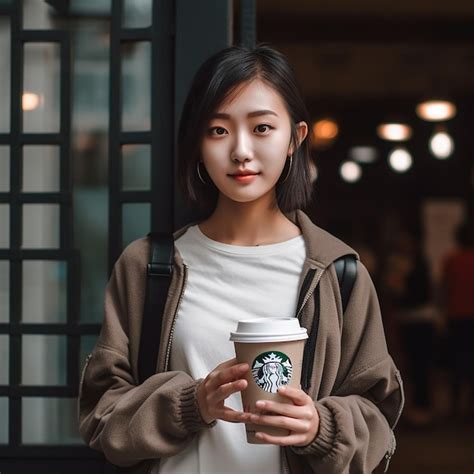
[229,317,308,343]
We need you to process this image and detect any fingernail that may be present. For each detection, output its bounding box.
[256,400,265,408]
[250,414,258,422]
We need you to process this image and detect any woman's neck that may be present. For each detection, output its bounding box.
[199,196,301,246]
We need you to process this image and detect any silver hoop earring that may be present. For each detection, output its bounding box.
[197,161,208,185]
[279,155,293,184]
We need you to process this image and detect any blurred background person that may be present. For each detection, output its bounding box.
[440,220,474,418]
[384,227,439,428]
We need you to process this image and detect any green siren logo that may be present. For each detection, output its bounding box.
[251,351,293,393]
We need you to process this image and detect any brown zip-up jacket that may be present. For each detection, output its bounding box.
[78,209,404,474]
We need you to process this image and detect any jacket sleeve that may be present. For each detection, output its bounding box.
[77,242,215,467]
[290,261,405,473]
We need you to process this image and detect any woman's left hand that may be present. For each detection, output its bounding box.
[240,385,320,446]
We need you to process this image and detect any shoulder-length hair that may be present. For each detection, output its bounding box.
[177,44,314,215]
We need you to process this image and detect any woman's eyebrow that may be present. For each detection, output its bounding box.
[209,109,279,120]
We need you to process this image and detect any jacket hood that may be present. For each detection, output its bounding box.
[173,209,358,269]
[286,209,359,266]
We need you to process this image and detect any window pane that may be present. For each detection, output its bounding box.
[0,335,8,384]
[22,204,60,249]
[0,260,9,322]
[121,42,150,131]
[0,146,9,192]
[22,335,66,385]
[0,18,10,133]
[73,22,109,129]
[23,145,60,192]
[123,0,152,28]
[122,202,150,250]
[69,0,111,15]
[74,189,107,324]
[0,397,8,444]
[122,144,150,191]
[22,260,67,323]
[23,43,60,133]
[22,397,82,444]
[0,204,8,248]
[23,0,56,29]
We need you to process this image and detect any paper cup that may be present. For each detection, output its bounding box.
[230,318,308,444]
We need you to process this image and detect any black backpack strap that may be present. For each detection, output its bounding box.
[334,254,357,314]
[334,254,358,313]
[137,232,174,385]
[301,254,358,391]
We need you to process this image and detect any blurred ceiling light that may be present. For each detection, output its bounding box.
[22,92,41,111]
[376,123,413,141]
[312,118,339,149]
[349,146,378,164]
[313,119,338,139]
[340,161,362,183]
[416,99,457,122]
[429,129,454,159]
[388,148,413,173]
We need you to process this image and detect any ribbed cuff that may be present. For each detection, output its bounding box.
[290,402,336,457]
[178,378,217,433]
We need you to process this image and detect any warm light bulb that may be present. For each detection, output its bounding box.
[340,161,362,183]
[22,92,41,111]
[376,123,413,141]
[312,119,339,140]
[416,100,457,121]
[388,148,413,173]
[429,131,454,159]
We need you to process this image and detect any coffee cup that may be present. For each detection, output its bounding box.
[229,317,308,444]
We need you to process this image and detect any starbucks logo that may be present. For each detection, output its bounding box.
[251,351,293,393]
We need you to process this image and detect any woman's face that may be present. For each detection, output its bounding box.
[200,78,307,206]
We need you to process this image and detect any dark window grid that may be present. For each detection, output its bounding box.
[108,0,175,274]
[0,323,101,336]
[5,1,81,451]
[1,246,83,389]
[0,445,106,459]
[0,0,175,457]
[0,192,71,204]
[0,133,66,145]
[0,4,13,16]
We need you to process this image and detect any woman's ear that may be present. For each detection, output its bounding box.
[288,121,308,155]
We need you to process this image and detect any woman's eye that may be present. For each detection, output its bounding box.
[255,124,273,133]
[209,127,227,136]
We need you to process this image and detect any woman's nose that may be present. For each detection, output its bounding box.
[231,131,253,162]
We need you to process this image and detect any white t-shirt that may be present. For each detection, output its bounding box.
[156,224,307,474]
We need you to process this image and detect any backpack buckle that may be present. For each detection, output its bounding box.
[147,262,173,277]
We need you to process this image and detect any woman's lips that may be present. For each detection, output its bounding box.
[229,173,260,183]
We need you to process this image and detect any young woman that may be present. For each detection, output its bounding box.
[78,45,404,474]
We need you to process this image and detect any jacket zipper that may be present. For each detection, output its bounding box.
[383,369,405,472]
[148,265,188,474]
[296,268,323,321]
[282,446,290,474]
[164,263,188,371]
[77,353,93,421]
[392,369,405,429]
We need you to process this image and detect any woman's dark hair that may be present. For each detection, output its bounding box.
[177,44,314,215]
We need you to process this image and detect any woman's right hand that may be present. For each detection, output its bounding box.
[196,357,249,424]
